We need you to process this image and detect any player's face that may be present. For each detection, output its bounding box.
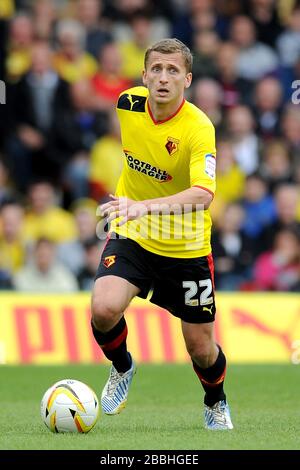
[143,52,192,106]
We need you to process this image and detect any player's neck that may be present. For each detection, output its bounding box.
[147,97,184,123]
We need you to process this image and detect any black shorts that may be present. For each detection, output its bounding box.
[95,235,216,324]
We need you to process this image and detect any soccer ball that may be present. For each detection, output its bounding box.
[41,379,100,433]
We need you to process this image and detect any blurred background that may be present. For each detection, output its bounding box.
[0,0,299,377]
[1,3,300,449]
[0,0,299,294]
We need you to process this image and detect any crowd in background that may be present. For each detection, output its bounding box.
[0,0,299,293]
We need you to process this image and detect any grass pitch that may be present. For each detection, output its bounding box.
[0,363,299,450]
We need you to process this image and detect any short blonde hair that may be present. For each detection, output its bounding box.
[144,38,193,73]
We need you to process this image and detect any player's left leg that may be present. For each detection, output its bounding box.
[181,321,233,430]
[92,276,138,415]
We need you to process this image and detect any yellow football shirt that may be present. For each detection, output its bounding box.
[89,136,123,195]
[112,86,216,258]
[118,41,147,80]
[0,0,14,19]
[24,207,77,243]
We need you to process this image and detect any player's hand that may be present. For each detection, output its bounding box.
[18,125,44,149]
[100,195,148,227]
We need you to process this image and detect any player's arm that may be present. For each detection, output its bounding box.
[145,186,213,209]
[100,187,212,226]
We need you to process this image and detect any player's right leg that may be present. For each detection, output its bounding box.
[150,253,233,429]
[181,321,233,430]
[91,275,139,415]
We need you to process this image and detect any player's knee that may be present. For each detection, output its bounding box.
[91,297,121,331]
[186,342,213,368]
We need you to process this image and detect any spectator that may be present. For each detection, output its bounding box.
[0,201,26,274]
[210,137,245,223]
[0,158,17,204]
[294,161,300,189]
[76,0,112,59]
[192,78,223,131]
[91,42,133,106]
[5,41,71,190]
[108,1,169,44]
[261,183,300,250]
[89,109,123,202]
[0,18,7,86]
[54,78,108,157]
[56,77,110,204]
[24,180,77,244]
[192,30,219,81]
[240,173,277,247]
[172,0,217,49]
[216,41,254,108]
[245,0,283,47]
[212,203,253,290]
[277,6,300,67]
[57,198,98,275]
[5,13,34,83]
[14,237,78,292]
[253,227,300,291]
[0,269,13,289]
[229,15,278,81]
[253,77,283,139]
[104,0,152,22]
[280,104,300,159]
[77,236,104,290]
[32,0,57,41]
[53,19,97,83]
[0,0,14,79]
[118,11,152,82]
[215,0,245,38]
[226,105,259,175]
[260,139,293,193]
[0,0,15,20]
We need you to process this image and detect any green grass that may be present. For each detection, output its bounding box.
[0,364,299,450]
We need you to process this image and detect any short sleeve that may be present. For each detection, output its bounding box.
[189,122,216,196]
